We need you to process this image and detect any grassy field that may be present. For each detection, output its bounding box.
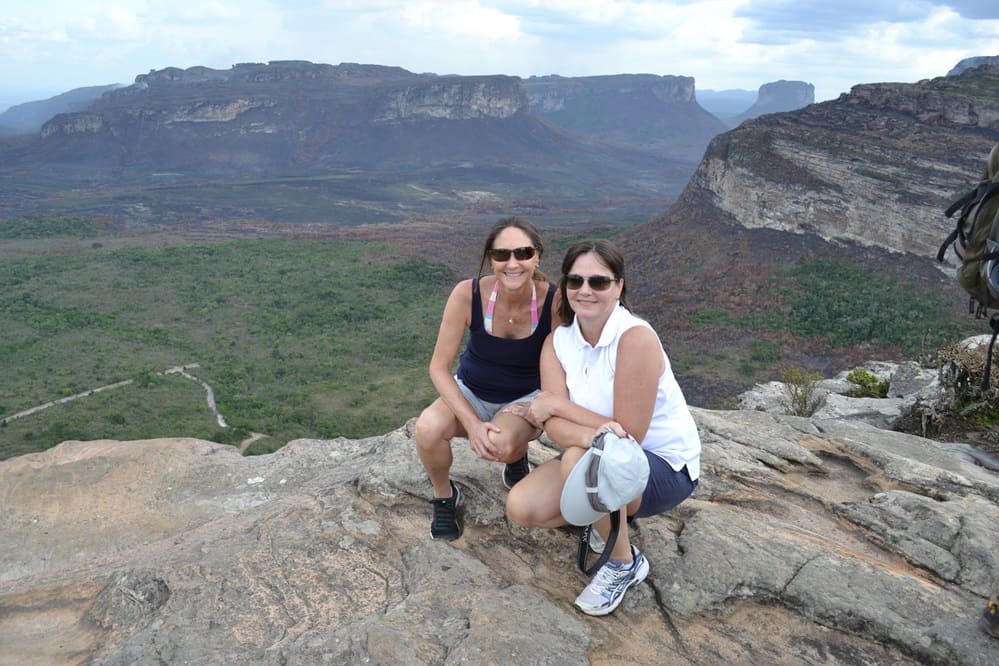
[1,235,454,459]
[1,218,983,461]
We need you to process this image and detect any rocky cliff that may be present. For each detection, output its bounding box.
[949,56,999,76]
[1,403,996,664]
[725,80,815,127]
[654,65,999,261]
[33,61,536,171]
[524,73,727,162]
[0,84,121,136]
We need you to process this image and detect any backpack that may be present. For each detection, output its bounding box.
[938,142,999,389]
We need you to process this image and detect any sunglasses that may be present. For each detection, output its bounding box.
[488,246,536,262]
[564,274,620,291]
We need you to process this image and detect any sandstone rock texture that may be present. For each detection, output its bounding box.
[676,65,999,262]
[2,410,996,664]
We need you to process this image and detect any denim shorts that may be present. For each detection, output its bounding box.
[634,451,698,519]
[455,376,540,422]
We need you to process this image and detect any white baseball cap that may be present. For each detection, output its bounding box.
[560,431,650,526]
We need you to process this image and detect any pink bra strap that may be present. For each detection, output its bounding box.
[484,279,538,335]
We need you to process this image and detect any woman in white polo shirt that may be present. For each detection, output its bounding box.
[505,238,700,616]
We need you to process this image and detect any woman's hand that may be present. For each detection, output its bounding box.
[467,420,502,461]
[503,391,562,429]
[501,401,541,429]
[594,420,629,441]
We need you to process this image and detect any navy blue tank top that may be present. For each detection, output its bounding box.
[457,278,556,403]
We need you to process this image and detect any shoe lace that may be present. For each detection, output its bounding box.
[431,496,456,531]
[590,561,629,595]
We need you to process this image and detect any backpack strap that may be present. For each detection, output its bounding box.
[938,183,999,262]
[944,187,980,218]
[576,512,621,576]
[981,313,999,391]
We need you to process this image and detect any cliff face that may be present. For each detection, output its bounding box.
[34,61,531,170]
[671,65,999,260]
[373,79,526,122]
[524,73,727,162]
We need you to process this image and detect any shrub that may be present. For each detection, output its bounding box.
[779,366,825,417]
[937,339,999,421]
[845,369,889,398]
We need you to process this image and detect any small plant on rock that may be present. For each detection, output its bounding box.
[778,365,825,417]
[845,369,890,398]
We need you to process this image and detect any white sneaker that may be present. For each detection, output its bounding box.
[574,545,649,616]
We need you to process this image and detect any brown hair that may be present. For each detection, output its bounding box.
[477,216,548,282]
[557,238,629,324]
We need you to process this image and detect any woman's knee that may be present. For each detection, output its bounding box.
[505,486,534,526]
[488,430,529,463]
[414,406,450,449]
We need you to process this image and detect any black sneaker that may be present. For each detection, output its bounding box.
[429,480,463,541]
[502,454,534,489]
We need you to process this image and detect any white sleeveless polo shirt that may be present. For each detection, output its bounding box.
[552,303,700,480]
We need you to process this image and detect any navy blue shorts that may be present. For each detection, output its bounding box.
[633,451,697,519]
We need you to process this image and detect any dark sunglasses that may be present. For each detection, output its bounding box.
[564,274,620,291]
[488,246,536,262]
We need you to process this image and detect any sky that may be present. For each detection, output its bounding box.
[2,0,999,109]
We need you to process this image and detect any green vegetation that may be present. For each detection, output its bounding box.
[845,369,890,398]
[0,217,102,239]
[688,258,978,357]
[687,308,735,327]
[0,238,453,460]
[777,259,974,351]
[779,366,825,417]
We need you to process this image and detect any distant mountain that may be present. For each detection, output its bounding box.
[0,61,693,226]
[523,74,727,162]
[948,55,999,76]
[723,80,815,128]
[0,84,122,136]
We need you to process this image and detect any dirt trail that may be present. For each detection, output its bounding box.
[2,363,269,451]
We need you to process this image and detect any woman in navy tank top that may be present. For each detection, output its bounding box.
[415,217,560,541]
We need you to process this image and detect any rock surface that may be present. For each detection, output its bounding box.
[1,409,996,664]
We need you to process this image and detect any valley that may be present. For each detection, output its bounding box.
[2,60,997,459]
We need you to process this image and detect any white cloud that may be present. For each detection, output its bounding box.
[0,0,997,102]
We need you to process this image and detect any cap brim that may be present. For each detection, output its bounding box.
[560,449,605,526]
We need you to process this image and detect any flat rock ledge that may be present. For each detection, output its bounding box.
[0,408,997,665]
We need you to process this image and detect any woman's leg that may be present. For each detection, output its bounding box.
[506,445,588,527]
[590,509,633,563]
[414,398,464,498]
[505,458,566,528]
[590,453,697,564]
[488,410,540,464]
